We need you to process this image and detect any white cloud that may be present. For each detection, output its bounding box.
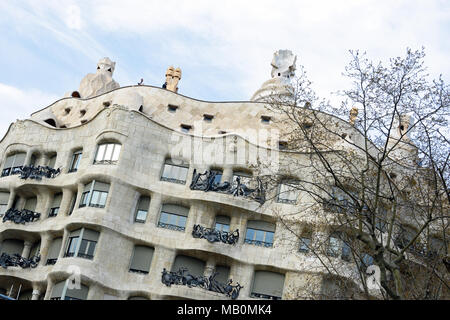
[0,83,59,140]
[66,4,83,30]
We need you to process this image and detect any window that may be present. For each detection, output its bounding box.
[328,187,358,214]
[129,245,154,274]
[211,169,223,186]
[214,265,230,284]
[231,171,253,190]
[51,280,89,300]
[134,196,150,223]
[203,114,214,122]
[327,233,351,261]
[251,271,285,300]
[158,204,189,232]
[161,159,189,184]
[79,181,109,209]
[64,228,99,260]
[23,197,37,212]
[167,104,178,112]
[0,192,9,216]
[360,253,374,271]
[172,255,205,278]
[180,124,192,133]
[277,182,300,204]
[278,141,288,150]
[2,153,26,177]
[0,239,24,256]
[69,150,82,173]
[245,220,275,248]
[68,192,77,215]
[48,193,62,217]
[46,237,62,265]
[94,143,121,164]
[215,215,230,233]
[261,116,271,124]
[48,154,57,168]
[299,237,311,253]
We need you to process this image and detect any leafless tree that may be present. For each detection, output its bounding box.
[259,48,449,300]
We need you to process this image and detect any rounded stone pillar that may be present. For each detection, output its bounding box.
[22,241,32,258]
[31,289,41,300]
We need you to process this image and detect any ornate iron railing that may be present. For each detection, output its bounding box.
[0,253,40,269]
[244,239,273,248]
[2,208,40,224]
[161,267,243,300]
[157,222,186,232]
[19,165,61,180]
[46,258,57,265]
[250,292,281,300]
[189,170,266,204]
[192,224,239,245]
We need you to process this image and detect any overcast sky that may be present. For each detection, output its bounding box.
[0,0,449,139]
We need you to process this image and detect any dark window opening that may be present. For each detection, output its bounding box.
[168,105,178,112]
[71,91,80,98]
[44,119,57,127]
[203,114,214,122]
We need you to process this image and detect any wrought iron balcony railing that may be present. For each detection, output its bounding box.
[46,258,57,265]
[2,208,40,224]
[157,222,186,232]
[189,170,266,204]
[250,292,282,300]
[161,267,243,300]
[192,224,239,245]
[19,165,61,180]
[0,253,40,269]
[129,268,149,275]
[244,239,273,248]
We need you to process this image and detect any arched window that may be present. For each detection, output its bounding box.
[129,245,154,274]
[245,220,275,248]
[251,271,285,300]
[94,142,121,164]
[2,152,26,177]
[158,204,189,232]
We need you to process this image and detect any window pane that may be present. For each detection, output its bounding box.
[96,145,106,161]
[78,239,88,254]
[90,191,100,205]
[111,144,121,161]
[255,230,265,242]
[160,212,169,224]
[104,144,114,161]
[86,241,96,256]
[136,210,147,222]
[98,192,108,206]
[245,228,255,241]
[265,231,274,244]
[68,237,79,255]
[177,215,187,228]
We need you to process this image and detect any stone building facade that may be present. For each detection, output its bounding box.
[0,52,445,300]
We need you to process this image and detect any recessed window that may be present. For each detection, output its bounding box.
[327,233,351,261]
[299,237,311,253]
[94,143,121,165]
[64,228,99,260]
[215,215,231,233]
[48,193,62,217]
[218,130,227,135]
[79,181,109,209]
[277,182,300,205]
[129,245,154,274]
[80,109,86,117]
[278,141,288,150]
[167,104,178,112]
[245,220,275,248]
[172,255,205,278]
[251,271,285,300]
[46,237,62,265]
[134,196,150,223]
[69,150,82,173]
[261,116,271,124]
[180,124,192,133]
[203,114,214,122]
[51,280,89,300]
[158,204,189,232]
[0,192,10,215]
[2,152,26,177]
[161,159,189,185]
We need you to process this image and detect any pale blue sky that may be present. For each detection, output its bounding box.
[0,0,449,138]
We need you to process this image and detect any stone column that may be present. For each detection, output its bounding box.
[147,193,162,226]
[39,154,49,166]
[22,241,33,258]
[39,233,53,265]
[43,280,54,300]
[222,166,233,183]
[229,263,253,299]
[24,150,33,166]
[59,229,69,259]
[6,189,16,210]
[204,258,216,277]
[232,214,248,245]
[149,247,176,286]
[60,188,74,216]
[86,284,103,300]
[31,289,41,300]
[36,191,51,220]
